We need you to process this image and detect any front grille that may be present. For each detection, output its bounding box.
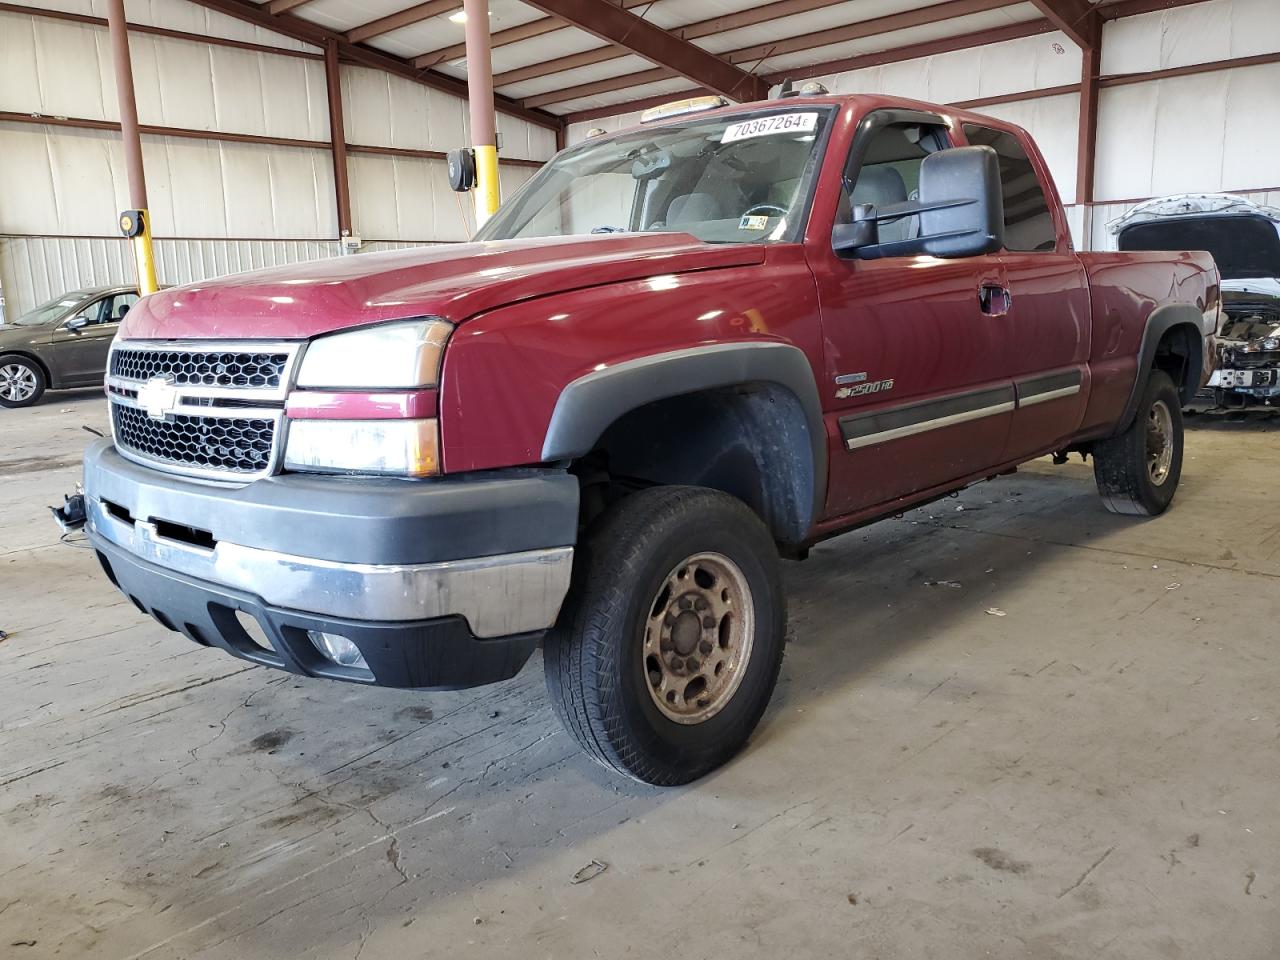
[112,404,276,475]
[111,349,288,388]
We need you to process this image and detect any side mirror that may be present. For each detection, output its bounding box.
[833,145,1005,260]
[65,316,89,331]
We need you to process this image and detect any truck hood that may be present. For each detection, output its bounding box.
[119,234,765,341]
[1115,213,1280,282]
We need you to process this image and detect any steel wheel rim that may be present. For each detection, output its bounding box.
[643,552,755,725]
[1147,398,1174,485]
[1,363,37,402]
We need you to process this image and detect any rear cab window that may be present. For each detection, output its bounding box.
[961,124,1057,253]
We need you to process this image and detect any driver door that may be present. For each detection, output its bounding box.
[809,112,1016,518]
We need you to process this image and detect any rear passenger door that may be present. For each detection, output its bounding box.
[961,124,1090,460]
[810,110,1016,517]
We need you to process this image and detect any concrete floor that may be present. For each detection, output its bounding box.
[1,390,1277,960]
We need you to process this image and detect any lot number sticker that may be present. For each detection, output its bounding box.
[721,112,818,144]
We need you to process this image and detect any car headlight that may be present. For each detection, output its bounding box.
[284,419,440,476]
[295,318,452,388]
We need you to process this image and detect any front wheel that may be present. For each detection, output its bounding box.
[544,486,786,785]
[0,355,46,408]
[1093,369,1183,516]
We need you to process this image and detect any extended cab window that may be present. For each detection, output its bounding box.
[962,124,1056,253]
[839,121,951,247]
[477,108,833,245]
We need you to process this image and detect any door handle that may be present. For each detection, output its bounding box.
[978,283,1012,317]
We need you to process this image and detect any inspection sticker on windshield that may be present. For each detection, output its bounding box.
[721,112,818,144]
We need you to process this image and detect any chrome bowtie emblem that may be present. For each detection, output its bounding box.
[136,377,179,420]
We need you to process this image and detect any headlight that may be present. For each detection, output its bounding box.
[284,419,440,476]
[296,319,452,389]
[1240,338,1276,353]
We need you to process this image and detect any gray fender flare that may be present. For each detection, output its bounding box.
[1113,303,1206,435]
[541,342,828,529]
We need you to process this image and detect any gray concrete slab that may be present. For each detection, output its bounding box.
[1,392,1277,960]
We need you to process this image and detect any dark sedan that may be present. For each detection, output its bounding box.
[0,285,139,407]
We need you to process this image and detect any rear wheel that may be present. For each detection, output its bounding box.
[544,486,786,785]
[1093,369,1183,516]
[0,355,46,408]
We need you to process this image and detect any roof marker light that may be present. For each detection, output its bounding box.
[640,96,729,124]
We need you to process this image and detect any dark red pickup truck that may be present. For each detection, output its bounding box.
[80,92,1217,784]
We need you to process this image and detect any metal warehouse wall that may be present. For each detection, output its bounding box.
[0,0,554,318]
[566,0,1280,251]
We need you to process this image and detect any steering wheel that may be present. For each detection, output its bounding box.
[741,203,788,220]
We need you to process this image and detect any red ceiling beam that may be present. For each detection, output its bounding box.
[1097,0,1209,18]
[523,0,1025,108]
[1028,0,1100,48]
[346,0,456,44]
[517,0,769,103]
[495,0,853,87]
[559,19,1053,123]
[178,0,561,130]
[762,18,1056,81]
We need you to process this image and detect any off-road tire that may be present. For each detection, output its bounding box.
[544,486,786,785]
[0,355,46,408]
[1093,369,1183,516]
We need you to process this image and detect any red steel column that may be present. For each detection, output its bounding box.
[106,0,158,293]
[324,39,354,240]
[1076,38,1101,205]
[464,0,501,225]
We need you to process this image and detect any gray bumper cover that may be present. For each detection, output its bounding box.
[83,440,578,637]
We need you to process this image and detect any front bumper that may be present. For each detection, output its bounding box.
[83,440,579,689]
[1208,367,1280,402]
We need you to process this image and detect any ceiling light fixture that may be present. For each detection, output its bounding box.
[447,8,490,24]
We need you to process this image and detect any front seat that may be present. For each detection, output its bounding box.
[845,166,912,244]
[666,192,722,228]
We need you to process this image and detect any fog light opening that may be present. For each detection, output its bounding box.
[307,630,369,670]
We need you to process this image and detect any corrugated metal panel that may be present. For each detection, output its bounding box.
[104,0,319,53]
[340,63,554,161]
[0,11,331,140]
[1096,63,1280,203]
[349,153,468,242]
[0,0,316,52]
[0,122,338,238]
[0,235,442,320]
[1102,0,1280,75]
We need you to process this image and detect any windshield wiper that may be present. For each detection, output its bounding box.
[590,226,627,234]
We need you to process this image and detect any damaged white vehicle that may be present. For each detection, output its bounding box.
[1111,194,1280,408]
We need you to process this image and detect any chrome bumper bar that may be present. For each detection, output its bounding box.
[86,495,572,638]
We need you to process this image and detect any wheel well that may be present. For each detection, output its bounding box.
[0,351,52,386]
[1152,323,1202,406]
[572,383,817,546]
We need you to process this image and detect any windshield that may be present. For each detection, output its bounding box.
[1118,215,1280,280]
[476,107,834,245]
[12,293,90,327]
